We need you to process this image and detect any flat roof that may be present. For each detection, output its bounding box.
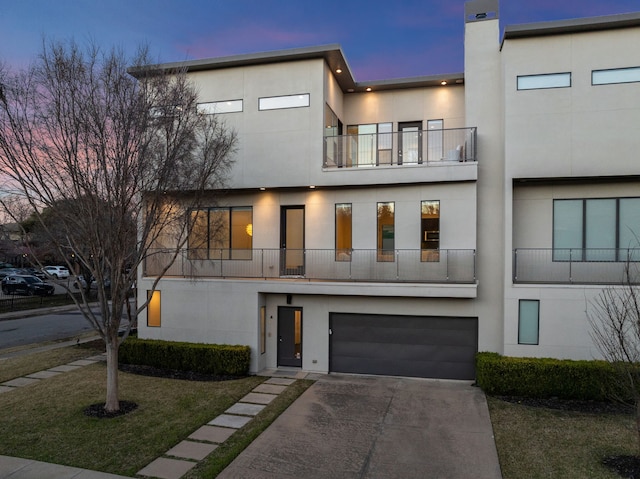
[130,44,463,93]
[503,11,640,43]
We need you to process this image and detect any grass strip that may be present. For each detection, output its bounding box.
[0,344,101,383]
[0,360,266,476]
[487,396,636,479]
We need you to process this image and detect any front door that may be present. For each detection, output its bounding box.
[278,307,302,367]
[280,206,305,275]
[398,121,423,165]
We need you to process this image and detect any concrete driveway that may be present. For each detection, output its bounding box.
[219,374,502,479]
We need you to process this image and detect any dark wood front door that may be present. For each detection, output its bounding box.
[278,306,302,367]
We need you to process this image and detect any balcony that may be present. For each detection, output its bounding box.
[323,127,476,169]
[145,248,476,284]
[513,248,640,285]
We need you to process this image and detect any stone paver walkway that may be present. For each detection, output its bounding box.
[1,348,303,479]
[136,376,299,479]
[0,353,105,393]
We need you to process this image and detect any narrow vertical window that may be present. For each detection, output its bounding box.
[377,202,395,261]
[335,203,352,261]
[421,200,440,261]
[518,300,539,345]
[260,306,266,354]
[427,119,443,161]
[147,290,161,327]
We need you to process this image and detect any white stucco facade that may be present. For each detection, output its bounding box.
[137,0,640,378]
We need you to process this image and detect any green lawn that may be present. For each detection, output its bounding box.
[488,396,637,479]
[0,344,313,477]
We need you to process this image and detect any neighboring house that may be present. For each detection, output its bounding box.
[137,0,640,379]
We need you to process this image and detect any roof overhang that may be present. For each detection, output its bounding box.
[129,44,464,94]
[502,11,640,48]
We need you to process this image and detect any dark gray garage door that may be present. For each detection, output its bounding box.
[329,313,478,380]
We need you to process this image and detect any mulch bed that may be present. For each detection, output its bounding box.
[84,400,138,418]
[602,455,640,479]
[118,363,244,382]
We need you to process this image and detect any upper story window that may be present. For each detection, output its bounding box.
[592,67,640,86]
[517,72,571,90]
[335,203,352,262]
[259,93,310,111]
[421,200,440,262]
[189,206,253,260]
[553,197,640,262]
[347,123,393,167]
[197,100,243,114]
[377,202,395,262]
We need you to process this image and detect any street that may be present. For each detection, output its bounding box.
[0,306,132,351]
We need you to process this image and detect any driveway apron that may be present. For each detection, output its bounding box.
[219,374,502,479]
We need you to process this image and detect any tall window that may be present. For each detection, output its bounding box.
[421,200,440,261]
[188,207,253,260]
[260,306,266,355]
[147,290,161,327]
[518,300,539,345]
[324,104,343,168]
[377,202,395,262]
[553,198,640,261]
[335,203,352,261]
[347,123,393,167]
[426,119,443,162]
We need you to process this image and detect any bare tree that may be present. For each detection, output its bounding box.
[0,40,236,412]
[588,256,640,454]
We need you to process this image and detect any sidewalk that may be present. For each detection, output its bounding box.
[0,455,130,478]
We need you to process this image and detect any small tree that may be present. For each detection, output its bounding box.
[588,256,640,454]
[0,41,236,412]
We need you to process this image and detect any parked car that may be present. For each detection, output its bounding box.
[1,275,55,296]
[22,267,47,280]
[73,275,111,290]
[0,268,24,279]
[43,265,70,279]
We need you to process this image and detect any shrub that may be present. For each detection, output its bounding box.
[475,352,621,401]
[119,337,251,376]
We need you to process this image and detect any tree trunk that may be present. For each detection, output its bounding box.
[105,337,120,412]
[636,400,640,457]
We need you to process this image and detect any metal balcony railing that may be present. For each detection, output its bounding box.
[323,127,477,168]
[513,248,640,284]
[144,248,476,284]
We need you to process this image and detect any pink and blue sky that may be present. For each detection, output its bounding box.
[1,0,638,81]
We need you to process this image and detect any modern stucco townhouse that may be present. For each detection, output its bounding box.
[137,0,640,380]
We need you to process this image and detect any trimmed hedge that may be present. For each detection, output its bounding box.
[475,352,623,401]
[119,337,251,377]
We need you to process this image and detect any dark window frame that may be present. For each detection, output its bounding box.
[187,206,253,260]
[552,197,640,262]
[518,299,540,345]
[517,72,572,91]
